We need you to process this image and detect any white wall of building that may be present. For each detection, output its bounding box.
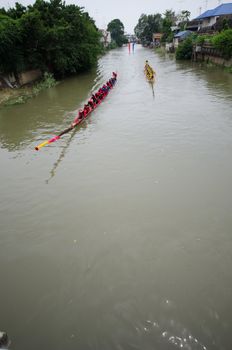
[201,16,218,28]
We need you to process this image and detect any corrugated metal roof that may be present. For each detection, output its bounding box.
[174,30,192,38]
[196,9,215,20]
[214,3,232,15]
[195,3,232,19]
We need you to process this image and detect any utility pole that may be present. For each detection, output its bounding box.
[199,6,202,15]
[205,0,208,10]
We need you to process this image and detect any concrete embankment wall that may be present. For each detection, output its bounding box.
[196,53,232,67]
[193,44,232,67]
[18,69,42,85]
[0,69,42,88]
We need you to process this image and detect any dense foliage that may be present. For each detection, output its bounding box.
[176,29,232,60]
[134,7,232,63]
[211,29,232,59]
[214,16,232,32]
[195,35,211,46]
[134,10,191,45]
[177,10,191,31]
[107,19,127,47]
[134,14,162,45]
[162,10,176,43]
[0,0,102,76]
[176,37,193,60]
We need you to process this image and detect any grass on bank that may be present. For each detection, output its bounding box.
[0,72,57,107]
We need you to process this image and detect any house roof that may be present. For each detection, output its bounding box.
[195,3,232,20]
[174,30,192,38]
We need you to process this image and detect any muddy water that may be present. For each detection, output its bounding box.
[0,45,232,350]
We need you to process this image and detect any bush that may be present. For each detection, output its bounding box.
[176,37,193,60]
[3,72,57,106]
[211,29,232,59]
[195,35,212,45]
[107,41,117,50]
[32,72,57,94]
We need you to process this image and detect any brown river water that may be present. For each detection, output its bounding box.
[0,45,232,350]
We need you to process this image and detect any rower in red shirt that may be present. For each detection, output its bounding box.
[72,109,83,127]
[83,104,90,117]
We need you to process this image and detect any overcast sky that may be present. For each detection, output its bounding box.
[1,0,232,32]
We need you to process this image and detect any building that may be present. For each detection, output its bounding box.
[195,3,232,31]
[186,20,200,32]
[173,30,192,48]
[152,33,163,46]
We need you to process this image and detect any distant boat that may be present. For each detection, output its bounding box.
[144,62,156,83]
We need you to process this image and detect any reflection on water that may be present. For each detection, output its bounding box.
[46,130,76,183]
[0,68,99,151]
[46,117,95,183]
[148,80,155,99]
[175,60,232,100]
[0,46,232,350]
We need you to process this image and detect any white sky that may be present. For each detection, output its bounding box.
[1,0,232,32]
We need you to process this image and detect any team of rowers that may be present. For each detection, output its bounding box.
[72,72,117,127]
[69,63,154,129]
[144,60,156,81]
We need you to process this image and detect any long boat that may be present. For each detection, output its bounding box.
[144,63,156,83]
[35,74,117,151]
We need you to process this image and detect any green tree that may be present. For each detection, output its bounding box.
[107,19,126,47]
[0,7,8,16]
[134,14,148,43]
[0,0,102,76]
[134,13,162,45]
[5,2,26,19]
[211,29,232,59]
[0,14,24,74]
[162,9,176,42]
[177,10,191,31]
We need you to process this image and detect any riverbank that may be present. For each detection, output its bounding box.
[153,45,232,73]
[0,73,57,108]
[0,85,35,107]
